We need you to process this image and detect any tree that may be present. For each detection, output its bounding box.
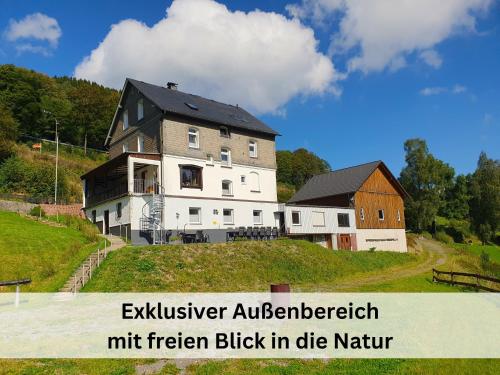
[469,152,499,236]
[440,174,470,219]
[0,102,18,161]
[276,148,330,190]
[399,138,454,232]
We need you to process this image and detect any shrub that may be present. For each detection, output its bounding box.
[55,214,99,242]
[480,251,490,269]
[29,205,46,218]
[369,247,376,252]
[435,230,453,244]
[478,223,492,245]
[445,219,471,243]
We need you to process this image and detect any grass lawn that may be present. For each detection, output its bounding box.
[186,358,499,375]
[450,243,500,263]
[83,239,419,292]
[0,210,105,292]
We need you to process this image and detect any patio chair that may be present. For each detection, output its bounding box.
[259,227,266,240]
[265,227,272,240]
[252,227,259,240]
[195,230,205,243]
[238,227,245,238]
[271,227,278,239]
[246,227,253,239]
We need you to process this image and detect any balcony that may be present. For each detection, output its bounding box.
[82,152,161,208]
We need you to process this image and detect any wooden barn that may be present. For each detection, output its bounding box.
[288,161,409,252]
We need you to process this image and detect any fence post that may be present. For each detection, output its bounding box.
[451,272,454,286]
[15,284,20,307]
[82,265,85,287]
[97,248,100,267]
[73,275,76,294]
[90,257,92,279]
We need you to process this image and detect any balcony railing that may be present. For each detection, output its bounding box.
[134,179,160,194]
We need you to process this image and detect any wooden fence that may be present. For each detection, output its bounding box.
[432,269,500,292]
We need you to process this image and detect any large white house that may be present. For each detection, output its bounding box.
[82,79,407,252]
[82,79,281,244]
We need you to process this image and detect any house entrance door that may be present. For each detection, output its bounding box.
[103,210,110,235]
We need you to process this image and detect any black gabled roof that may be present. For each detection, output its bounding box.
[127,78,279,136]
[289,160,408,203]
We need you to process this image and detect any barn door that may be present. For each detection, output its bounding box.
[339,234,351,250]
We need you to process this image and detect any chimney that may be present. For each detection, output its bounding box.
[166,82,178,90]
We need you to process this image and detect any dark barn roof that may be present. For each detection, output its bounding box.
[128,78,278,136]
[289,161,408,203]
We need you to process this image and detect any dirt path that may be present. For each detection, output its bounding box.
[295,237,453,292]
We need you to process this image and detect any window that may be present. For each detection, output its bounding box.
[292,211,301,225]
[137,135,144,152]
[122,110,129,130]
[180,165,203,189]
[338,213,350,227]
[188,128,199,148]
[312,211,325,227]
[221,147,231,166]
[220,126,230,138]
[397,209,401,222]
[360,208,365,221]
[137,99,144,121]
[91,210,96,224]
[116,202,122,219]
[223,209,234,224]
[249,140,258,158]
[241,175,246,184]
[253,210,263,225]
[222,180,233,196]
[189,207,201,224]
[122,143,129,153]
[378,209,385,221]
[206,154,214,165]
[249,171,260,192]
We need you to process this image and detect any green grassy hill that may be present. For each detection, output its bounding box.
[0,210,104,291]
[82,239,418,292]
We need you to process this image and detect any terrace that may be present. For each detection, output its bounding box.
[81,152,161,207]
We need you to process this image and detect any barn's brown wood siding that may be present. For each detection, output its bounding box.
[354,167,405,229]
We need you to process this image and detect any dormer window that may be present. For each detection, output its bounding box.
[122,143,129,153]
[188,128,199,148]
[221,148,231,166]
[249,140,257,158]
[122,110,129,130]
[220,126,230,138]
[137,99,144,121]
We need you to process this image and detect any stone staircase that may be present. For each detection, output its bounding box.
[60,235,126,293]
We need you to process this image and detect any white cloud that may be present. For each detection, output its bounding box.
[452,84,467,94]
[287,0,492,73]
[74,0,339,114]
[420,87,447,96]
[15,43,52,56]
[419,49,443,69]
[4,13,61,48]
[419,84,467,96]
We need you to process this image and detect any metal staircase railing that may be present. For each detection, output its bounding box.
[139,182,166,244]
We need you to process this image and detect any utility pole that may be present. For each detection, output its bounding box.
[42,110,59,215]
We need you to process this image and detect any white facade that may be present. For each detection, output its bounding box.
[283,204,356,236]
[356,228,408,252]
[162,154,277,202]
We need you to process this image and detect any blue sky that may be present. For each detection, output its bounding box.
[1,0,499,176]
